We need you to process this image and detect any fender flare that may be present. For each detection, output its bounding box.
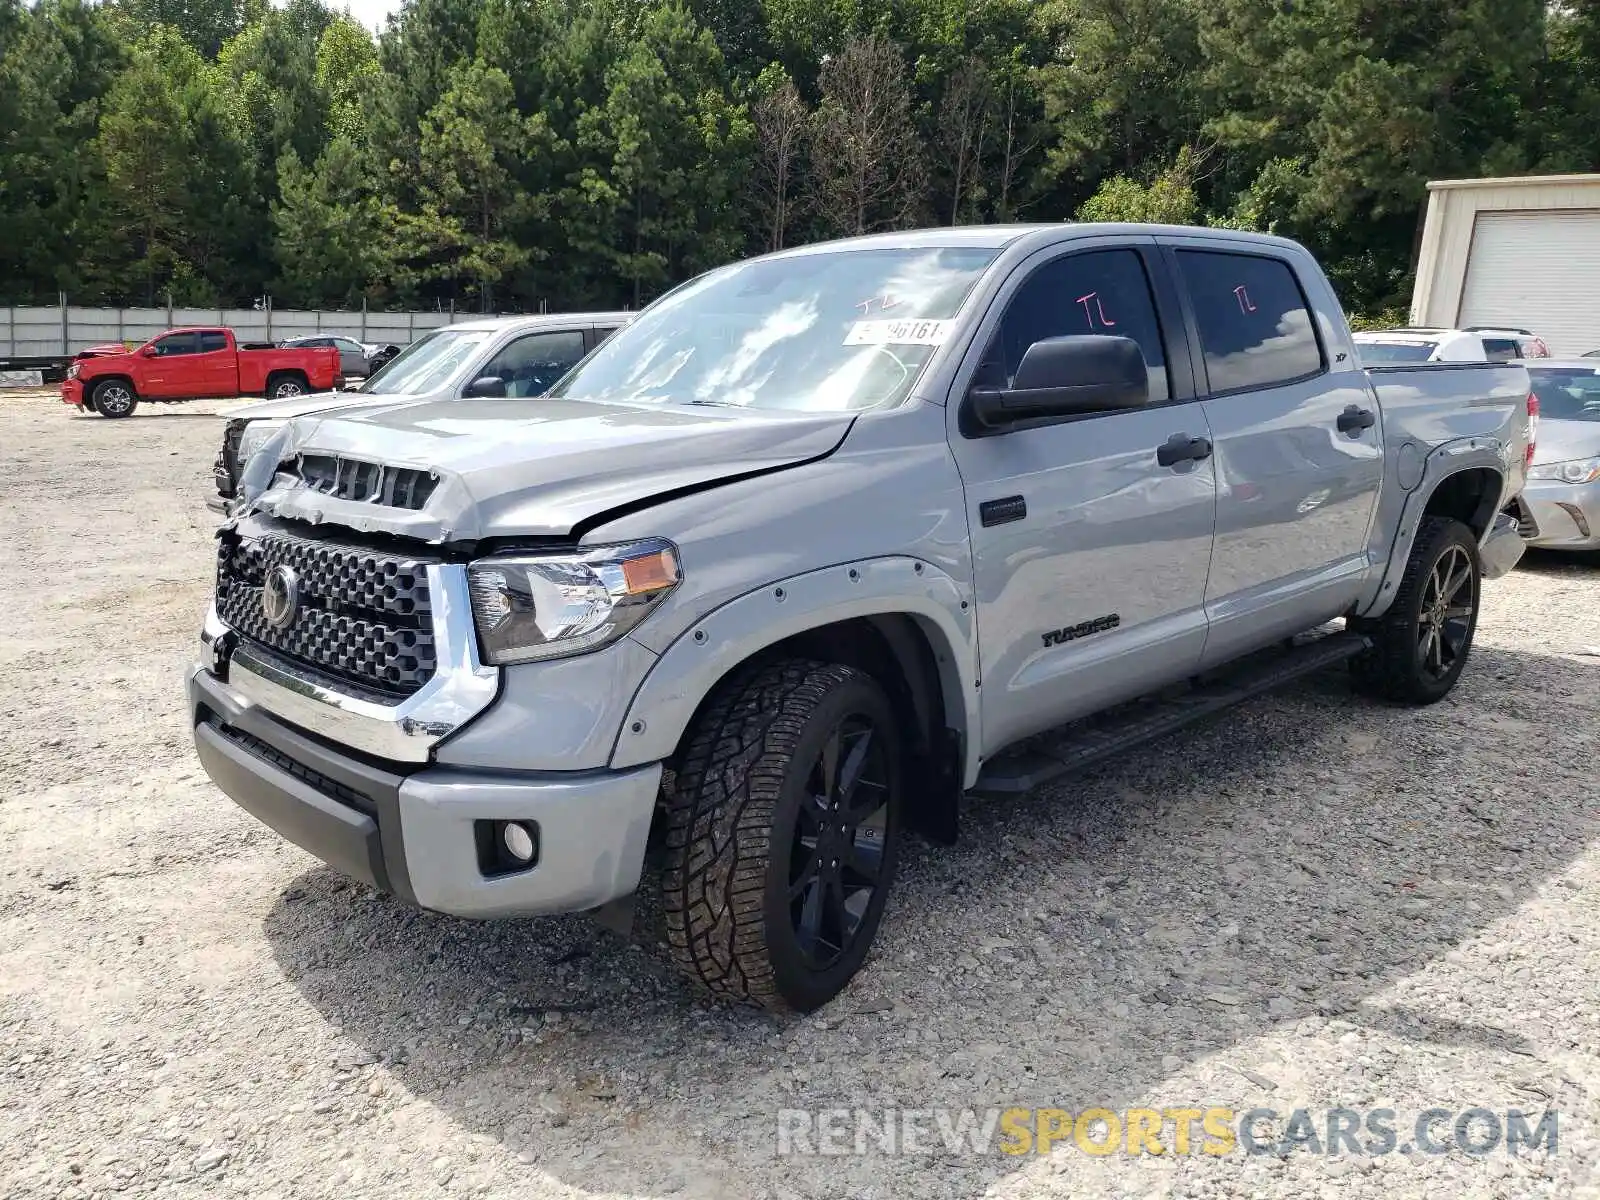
[608,556,982,785]
[1355,437,1510,619]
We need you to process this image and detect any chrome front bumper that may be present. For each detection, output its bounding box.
[200,566,498,763]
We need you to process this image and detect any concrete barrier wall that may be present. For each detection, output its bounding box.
[2,305,461,359]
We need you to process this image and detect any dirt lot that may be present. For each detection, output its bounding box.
[2,390,1598,1200]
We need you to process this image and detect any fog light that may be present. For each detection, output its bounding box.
[501,821,536,863]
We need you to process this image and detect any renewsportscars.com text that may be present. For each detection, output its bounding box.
[776,1106,1559,1158]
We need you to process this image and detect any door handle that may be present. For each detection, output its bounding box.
[1337,405,1377,434]
[1157,433,1214,467]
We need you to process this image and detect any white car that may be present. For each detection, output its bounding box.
[211,312,631,511]
[1354,326,1552,364]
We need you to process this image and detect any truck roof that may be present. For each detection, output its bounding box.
[760,222,1309,260]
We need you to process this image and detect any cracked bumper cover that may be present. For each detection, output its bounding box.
[188,665,660,918]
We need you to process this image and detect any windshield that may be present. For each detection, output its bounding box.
[1356,340,1436,363]
[548,247,1000,412]
[359,329,493,395]
[1530,367,1600,421]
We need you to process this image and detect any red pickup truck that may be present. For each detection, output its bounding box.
[62,327,341,418]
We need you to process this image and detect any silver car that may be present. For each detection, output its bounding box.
[1519,360,1600,549]
[277,334,393,380]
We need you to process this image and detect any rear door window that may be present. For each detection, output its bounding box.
[1482,338,1520,361]
[198,331,228,353]
[1176,251,1324,393]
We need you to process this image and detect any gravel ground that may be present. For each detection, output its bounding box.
[2,390,1598,1200]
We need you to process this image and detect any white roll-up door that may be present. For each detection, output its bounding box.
[1457,210,1600,356]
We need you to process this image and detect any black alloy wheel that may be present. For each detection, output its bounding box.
[1415,541,1476,682]
[787,713,893,971]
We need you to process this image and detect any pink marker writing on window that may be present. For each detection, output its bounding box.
[1234,285,1257,314]
[1076,292,1116,327]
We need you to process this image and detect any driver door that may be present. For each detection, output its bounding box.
[947,241,1218,754]
[140,332,200,398]
[470,330,587,398]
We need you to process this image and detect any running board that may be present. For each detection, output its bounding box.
[970,629,1372,798]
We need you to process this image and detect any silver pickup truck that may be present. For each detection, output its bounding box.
[188,225,1535,1013]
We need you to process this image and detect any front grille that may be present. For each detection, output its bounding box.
[204,716,376,813]
[289,453,440,511]
[215,527,437,698]
[214,419,245,500]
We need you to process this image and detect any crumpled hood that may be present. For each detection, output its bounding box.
[236,396,855,543]
[75,342,129,360]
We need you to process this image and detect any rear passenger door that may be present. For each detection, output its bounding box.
[949,239,1217,754]
[1167,242,1384,669]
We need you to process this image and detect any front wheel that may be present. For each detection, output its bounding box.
[1352,516,1481,704]
[661,660,903,1013]
[91,379,137,418]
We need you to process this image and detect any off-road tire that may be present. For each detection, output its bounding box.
[91,379,137,418]
[1351,516,1481,704]
[660,659,903,1014]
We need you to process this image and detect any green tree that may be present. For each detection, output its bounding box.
[406,58,535,309]
[1075,147,1201,225]
[0,0,123,301]
[316,15,380,144]
[1199,0,1553,309]
[1035,0,1202,192]
[577,3,753,306]
[119,0,253,58]
[96,26,259,303]
[273,137,391,306]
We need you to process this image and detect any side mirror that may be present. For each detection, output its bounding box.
[464,375,507,398]
[140,346,159,358]
[966,335,1149,432]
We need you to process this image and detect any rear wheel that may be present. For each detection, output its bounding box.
[1352,516,1481,704]
[661,660,903,1013]
[91,379,137,418]
[267,373,306,399]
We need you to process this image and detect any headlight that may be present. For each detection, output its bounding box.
[467,539,682,664]
[1528,456,1600,485]
[67,363,80,380]
[236,419,284,466]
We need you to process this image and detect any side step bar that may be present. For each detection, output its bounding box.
[970,629,1372,798]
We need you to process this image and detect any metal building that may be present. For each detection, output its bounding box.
[1410,173,1600,357]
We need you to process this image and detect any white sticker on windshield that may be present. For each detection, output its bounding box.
[845,319,953,347]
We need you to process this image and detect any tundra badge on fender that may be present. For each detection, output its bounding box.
[1042,614,1121,648]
